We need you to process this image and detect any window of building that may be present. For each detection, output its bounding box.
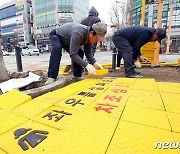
[162,11,168,18]
[0,5,17,20]
[2,24,16,33]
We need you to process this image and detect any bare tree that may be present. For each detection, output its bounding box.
[0,23,10,83]
[109,0,129,30]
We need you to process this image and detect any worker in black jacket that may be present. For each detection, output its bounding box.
[81,7,101,57]
[112,26,166,78]
[79,6,101,74]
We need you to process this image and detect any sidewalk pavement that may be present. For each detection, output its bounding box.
[159,53,180,63]
[0,77,180,153]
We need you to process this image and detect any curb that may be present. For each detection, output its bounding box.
[23,75,71,98]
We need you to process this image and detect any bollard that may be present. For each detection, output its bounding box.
[15,45,23,72]
[112,47,117,70]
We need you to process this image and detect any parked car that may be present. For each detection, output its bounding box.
[21,46,40,56]
[2,49,15,56]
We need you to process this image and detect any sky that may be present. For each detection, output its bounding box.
[0,0,12,6]
[0,0,11,5]
[89,0,112,24]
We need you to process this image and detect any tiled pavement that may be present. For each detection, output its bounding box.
[0,77,180,154]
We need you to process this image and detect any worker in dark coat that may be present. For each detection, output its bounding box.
[112,26,166,78]
[81,7,101,58]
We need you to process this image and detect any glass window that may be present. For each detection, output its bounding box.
[0,5,17,20]
[162,11,168,18]
[176,10,180,15]
[175,20,180,26]
[62,0,65,5]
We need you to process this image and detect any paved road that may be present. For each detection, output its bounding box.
[3,51,180,72]
[3,51,113,72]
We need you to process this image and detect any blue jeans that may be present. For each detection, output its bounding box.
[72,48,84,77]
[48,30,84,79]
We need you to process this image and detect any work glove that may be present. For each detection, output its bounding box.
[134,61,141,68]
[138,55,149,62]
[86,64,96,75]
[93,62,103,69]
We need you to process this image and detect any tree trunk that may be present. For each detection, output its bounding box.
[0,21,10,83]
[0,46,9,83]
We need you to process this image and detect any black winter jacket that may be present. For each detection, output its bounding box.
[114,26,155,59]
[81,6,101,27]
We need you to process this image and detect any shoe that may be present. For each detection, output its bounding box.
[45,77,55,85]
[116,67,121,70]
[125,73,143,78]
[71,76,83,82]
[133,70,141,75]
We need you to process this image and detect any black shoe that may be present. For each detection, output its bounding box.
[125,73,143,78]
[133,70,141,75]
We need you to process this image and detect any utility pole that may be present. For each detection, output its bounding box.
[127,0,131,26]
[151,0,163,67]
[141,0,146,26]
[148,4,153,27]
[165,0,173,55]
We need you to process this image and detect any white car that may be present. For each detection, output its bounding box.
[2,49,15,56]
[21,46,40,56]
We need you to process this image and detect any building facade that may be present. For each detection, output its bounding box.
[32,0,89,49]
[129,0,180,52]
[0,0,34,51]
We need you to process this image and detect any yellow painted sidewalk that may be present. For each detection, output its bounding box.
[0,78,180,154]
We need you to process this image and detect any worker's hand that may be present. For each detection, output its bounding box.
[134,61,141,68]
[93,62,103,69]
[86,64,96,75]
[138,55,148,62]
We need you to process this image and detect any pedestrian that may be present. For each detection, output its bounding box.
[112,26,166,78]
[45,22,107,85]
[81,6,101,58]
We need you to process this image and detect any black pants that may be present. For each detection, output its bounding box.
[112,34,135,75]
[48,29,84,79]
[117,49,122,67]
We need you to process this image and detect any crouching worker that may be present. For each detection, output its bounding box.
[112,26,166,78]
[46,22,107,85]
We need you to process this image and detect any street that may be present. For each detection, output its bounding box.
[3,51,180,73]
[3,51,113,72]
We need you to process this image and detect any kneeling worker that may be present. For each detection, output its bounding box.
[112,26,166,78]
[46,22,107,84]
